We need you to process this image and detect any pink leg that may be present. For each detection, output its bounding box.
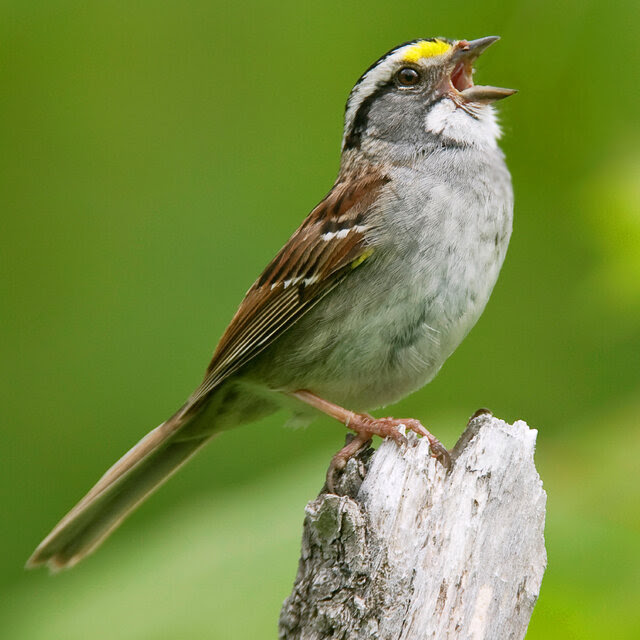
[290,390,450,488]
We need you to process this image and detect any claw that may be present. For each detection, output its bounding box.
[427,439,452,469]
[366,417,449,468]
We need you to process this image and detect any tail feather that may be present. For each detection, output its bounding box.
[27,408,212,571]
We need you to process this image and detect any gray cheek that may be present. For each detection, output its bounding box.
[367,92,431,146]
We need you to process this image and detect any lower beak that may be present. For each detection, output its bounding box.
[449,36,517,103]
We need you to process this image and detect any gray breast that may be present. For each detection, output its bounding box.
[384,146,513,359]
[249,145,512,410]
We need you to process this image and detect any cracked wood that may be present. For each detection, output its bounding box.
[279,412,547,640]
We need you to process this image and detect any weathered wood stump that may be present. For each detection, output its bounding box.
[279,412,547,640]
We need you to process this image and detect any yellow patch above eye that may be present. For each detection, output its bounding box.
[402,39,451,63]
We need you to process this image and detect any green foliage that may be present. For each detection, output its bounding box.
[1,0,638,637]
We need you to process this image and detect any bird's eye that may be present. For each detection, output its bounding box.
[396,67,420,86]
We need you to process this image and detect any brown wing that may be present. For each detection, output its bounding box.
[188,171,390,403]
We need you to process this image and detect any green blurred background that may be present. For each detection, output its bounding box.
[1,1,638,637]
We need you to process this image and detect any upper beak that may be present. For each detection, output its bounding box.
[457,36,502,59]
[449,36,516,103]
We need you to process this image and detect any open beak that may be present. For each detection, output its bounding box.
[449,36,516,103]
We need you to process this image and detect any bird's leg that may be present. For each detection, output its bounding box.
[290,390,450,488]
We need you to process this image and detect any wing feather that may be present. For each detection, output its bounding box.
[188,171,390,404]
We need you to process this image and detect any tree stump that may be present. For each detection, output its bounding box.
[279,412,547,639]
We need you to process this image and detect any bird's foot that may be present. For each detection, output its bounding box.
[288,390,450,491]
[325,413,450,491]
[368,415,451,468]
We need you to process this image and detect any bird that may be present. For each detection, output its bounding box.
[27,36,515,571]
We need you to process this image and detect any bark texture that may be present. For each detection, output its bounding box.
[279,412,547,640]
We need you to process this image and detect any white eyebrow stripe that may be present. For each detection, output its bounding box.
[342,44,419,150]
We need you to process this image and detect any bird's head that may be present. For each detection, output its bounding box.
[342,37,515,154]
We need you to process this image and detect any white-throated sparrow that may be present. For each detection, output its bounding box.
[28,36,515,571]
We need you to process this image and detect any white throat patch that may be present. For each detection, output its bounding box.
[424,99,501,148]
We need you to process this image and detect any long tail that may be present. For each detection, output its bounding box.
[26,404,212,572]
